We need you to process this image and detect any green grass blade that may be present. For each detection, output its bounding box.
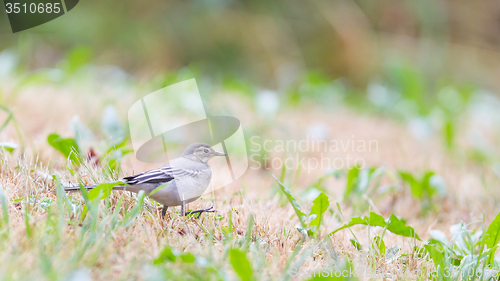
[0,185,9,235]
[24,207,32,238]
[374,236,386,257]
[243,214,254,250]
[120,191,145,227]
[273,174,307,230]
[55,176,73,215]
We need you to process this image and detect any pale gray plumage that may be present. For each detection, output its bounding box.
[66,142,226,217]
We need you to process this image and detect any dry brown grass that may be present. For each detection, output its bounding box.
[0,83,498,280]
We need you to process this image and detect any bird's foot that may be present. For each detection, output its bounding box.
[185,206,216,218]
[161,205,168,219]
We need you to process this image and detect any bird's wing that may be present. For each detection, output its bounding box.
[122,163,202,185]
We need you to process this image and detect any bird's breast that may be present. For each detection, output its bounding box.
[174,167,212,201]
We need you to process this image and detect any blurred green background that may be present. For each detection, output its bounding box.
[2,0,500,162]
[1,0,499,89]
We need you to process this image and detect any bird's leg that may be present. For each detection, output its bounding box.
[180,202,186,216]
[161,205,168,219]
[185,206,216,218]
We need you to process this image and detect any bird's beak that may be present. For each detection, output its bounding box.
[213,151,227,156]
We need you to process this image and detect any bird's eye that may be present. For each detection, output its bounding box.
[203,148,210,154]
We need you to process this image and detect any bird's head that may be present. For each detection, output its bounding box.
[182,142,227,163]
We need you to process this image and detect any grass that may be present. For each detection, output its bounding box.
[2,63,500,280]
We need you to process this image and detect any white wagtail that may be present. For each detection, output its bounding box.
[66,142,227,218]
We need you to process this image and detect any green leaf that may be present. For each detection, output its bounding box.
[424,244,444,267]
[330,216,368,235]
[344,166,360,200]
[423,239,454,274]
[482,213,500,264]
[399,170,446,201]
[153,246,196,264]
[87,182,121,201]
[443,118,454,149]
[180,253,196,263]
[374,236,385,257]
[81,182,121,220]
[368,212,386,226]
[421,171,435,197]
[329,212,420,240]
[350,239,362,250]
[63,46,93,73]
[483,211,500,253]
[486,245,499,267]
[0,142,17,153]
[154,246,177,264]
[273,174,307,231]
[399,171,421,198]
[47,133,80,164]
[229,248,253,281]
[386,214,420,240]
[308,192,330,236]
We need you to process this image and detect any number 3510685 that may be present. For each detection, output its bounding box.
[5,2,61,14]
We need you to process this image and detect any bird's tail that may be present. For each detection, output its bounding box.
[64,185,98,191]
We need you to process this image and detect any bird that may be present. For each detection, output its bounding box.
[65,142,227,218]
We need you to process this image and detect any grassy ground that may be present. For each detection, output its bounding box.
[1,75,500,280]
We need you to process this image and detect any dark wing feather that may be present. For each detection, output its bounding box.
[122,165,200,185]
[123,165,175,185]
